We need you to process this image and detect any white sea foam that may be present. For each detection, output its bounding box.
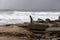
[0,11,60,25]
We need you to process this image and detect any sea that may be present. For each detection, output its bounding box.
[0,11,60,25]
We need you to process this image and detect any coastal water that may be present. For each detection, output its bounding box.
[0,11,60,25]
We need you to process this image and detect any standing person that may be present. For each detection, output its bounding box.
[29,16,33,23]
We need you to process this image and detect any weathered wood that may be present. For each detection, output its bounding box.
[0,24,36,40]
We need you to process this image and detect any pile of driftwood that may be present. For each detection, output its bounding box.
[0,24,36,40]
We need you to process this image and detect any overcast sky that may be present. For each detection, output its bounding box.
[0,0,60,11]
